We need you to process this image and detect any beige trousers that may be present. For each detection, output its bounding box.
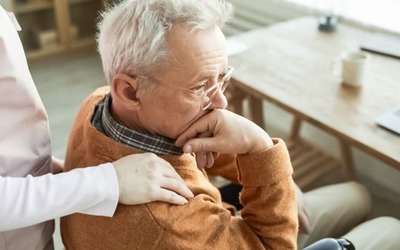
[343,216,400,250]
[298,181,400,250]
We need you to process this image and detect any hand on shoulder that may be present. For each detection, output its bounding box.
[113,153,194,205]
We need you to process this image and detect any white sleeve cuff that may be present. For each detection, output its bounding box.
[78,163,119,217]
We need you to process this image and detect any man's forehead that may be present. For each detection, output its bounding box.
[165,27,227,68]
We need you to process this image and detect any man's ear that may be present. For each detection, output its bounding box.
[111,73,141,111]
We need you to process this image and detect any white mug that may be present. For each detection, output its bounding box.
[331,51,370,87]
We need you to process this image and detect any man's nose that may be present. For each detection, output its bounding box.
[207,89,228,110]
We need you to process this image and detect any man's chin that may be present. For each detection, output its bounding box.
[175,110,214,139]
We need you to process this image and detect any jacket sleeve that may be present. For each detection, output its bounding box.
[206,153,240,184]
[237,138,298,249]
[155,138,298,249]
[0,163,119,231]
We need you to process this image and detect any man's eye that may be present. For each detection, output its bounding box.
[191,83,207,93]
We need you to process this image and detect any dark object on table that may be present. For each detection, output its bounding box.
[360,32,400,59]
[318,16,338,32]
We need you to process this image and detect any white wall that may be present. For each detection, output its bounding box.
[0,0,12,10]
[223,0,307,36]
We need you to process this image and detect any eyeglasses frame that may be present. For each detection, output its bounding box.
[136,66,234,110]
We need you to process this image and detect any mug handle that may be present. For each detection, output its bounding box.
[330,59,342,77]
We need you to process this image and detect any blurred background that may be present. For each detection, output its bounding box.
[2,0,399,248]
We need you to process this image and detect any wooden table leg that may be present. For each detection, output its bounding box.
[339,141,357,180]
[289,116,302,142]
[226,84,246,116]
[248,95,265,129]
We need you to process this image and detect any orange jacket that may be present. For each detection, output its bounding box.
[61,87,298,250]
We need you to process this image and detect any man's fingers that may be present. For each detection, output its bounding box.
[182,137,222,154]
[205,151,215,168]
[175,114,216,147]
[195,151,218,169]
[212,152,220,161]
[195,152,207,169]
[175,128,203,147]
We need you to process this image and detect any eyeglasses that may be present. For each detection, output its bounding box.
[198,66,234,110]
[137,66,234,110]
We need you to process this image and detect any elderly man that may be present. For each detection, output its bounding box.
[60,0,298,249]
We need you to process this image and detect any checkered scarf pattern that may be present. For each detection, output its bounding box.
[92,93,183,155]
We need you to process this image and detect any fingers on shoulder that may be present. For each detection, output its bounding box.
[154,188,188,205]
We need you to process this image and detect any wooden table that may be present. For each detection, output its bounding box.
[227,17,400,186]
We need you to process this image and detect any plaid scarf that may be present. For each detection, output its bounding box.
[92,93,183,155]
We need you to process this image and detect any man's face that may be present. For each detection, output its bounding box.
[136,26,229,139]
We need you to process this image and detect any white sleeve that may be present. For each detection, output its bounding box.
[0,163,119,232]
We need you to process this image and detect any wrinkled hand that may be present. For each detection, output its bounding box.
[295,184,311,233]
[193,131,220,169]
[113,153,194,205]
[195,151,220,170]
[176,109,273,155]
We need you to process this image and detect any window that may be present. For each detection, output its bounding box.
[284,0,400,34]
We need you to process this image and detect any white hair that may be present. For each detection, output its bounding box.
[97,0,233,84]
